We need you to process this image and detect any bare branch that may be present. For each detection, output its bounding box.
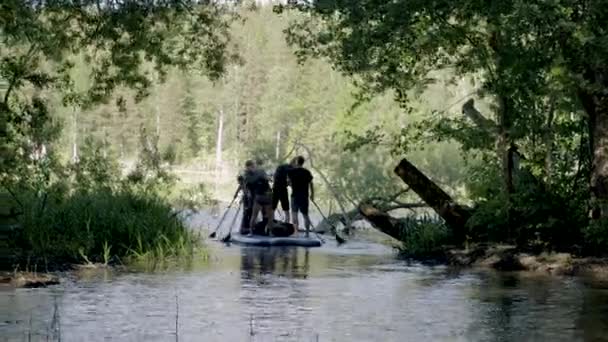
[3,43,39,105]
[462,98,497,133]
[365,188,410,204]
[2,184,24,211]
[384,203,428,211]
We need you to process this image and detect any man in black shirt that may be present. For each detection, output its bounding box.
[288,156,314,236]
[272,160,293,223]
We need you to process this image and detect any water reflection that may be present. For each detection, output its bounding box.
[238,247,316,341]
[240,246,311,281]
[575,288,608,342]
[4,241,608,341]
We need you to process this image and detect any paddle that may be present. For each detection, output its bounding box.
[221,201,242,243]
[208,194,239,239]
[311,199,346,245]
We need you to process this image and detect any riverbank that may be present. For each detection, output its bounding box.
[1,271,60,288]
[415,244,608,282]
[5,238,608,289]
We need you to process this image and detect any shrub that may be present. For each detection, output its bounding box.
[5,135,206,269]
[16,185,201,266]
[399,214,450,257]
[583,219,608,256]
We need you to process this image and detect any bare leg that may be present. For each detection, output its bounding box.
[303,213,312,237]
[264,205,274,235]
[249,202,261,236]
[291,210,299,233]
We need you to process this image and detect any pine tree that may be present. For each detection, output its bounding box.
[180,83,203,159]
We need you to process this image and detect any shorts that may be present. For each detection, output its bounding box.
[290,195,309,215]
[240,206,252,232]
[254,192,272,206]
[272,186,289,211]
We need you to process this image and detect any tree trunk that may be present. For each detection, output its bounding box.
[155,102,161,138]
[358,203,402,240]
[71,107,78,163]
[497,96,514,195]
[591,109,608,219]
[462,99,496,133]
[394,158,470,243]
[215,108,224,193]
[580,88,608,220]
[275,130,281,160]
[544,101,555,186]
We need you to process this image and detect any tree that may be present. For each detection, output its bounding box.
[1,0,234,181]
[279,0,601,229]
[181,80,203,158]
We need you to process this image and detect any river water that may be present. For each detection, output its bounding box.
[2,211,608,342]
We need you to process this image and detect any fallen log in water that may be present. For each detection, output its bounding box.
[394,158,471,243]
[358,203,403,240]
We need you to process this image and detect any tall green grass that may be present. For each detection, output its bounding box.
[398,214,450,257]
[15,185,203,267]
[2,135,211,270]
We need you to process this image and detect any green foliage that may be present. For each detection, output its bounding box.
[583,219,608,256]
[162,182,217,213]
[162,143,179,165]
[180,80,215,159]
[182,90,202,157]
[1,0,234,185]
[5,1,606,261]
[69,137,120,192]
[466,171,587,250]
[6,134,205,268]
[128,126,176,186]
[17,185,198,265]
[278,0,608,254]
[323,145,405,206]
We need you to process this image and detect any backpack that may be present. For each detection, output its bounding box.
[246,170,270,195]
[254,176,270,195]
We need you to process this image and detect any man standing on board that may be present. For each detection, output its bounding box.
[235,160,256,234]
[272,159,293,223]
[246,163,274,236]
[288,156,314,237]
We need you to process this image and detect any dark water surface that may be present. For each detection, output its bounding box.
[2,211,608,341]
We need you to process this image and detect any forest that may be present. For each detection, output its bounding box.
[2,0,608,269]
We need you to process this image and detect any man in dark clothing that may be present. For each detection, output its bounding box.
[245,165,274,235]
[288,156,314,236]
[272,161,293,223]
[235,160,256,234]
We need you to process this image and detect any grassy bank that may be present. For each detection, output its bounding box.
[43,189,197,263]
[4,185,204,271]
[2,137,211,271]
[393,213,608,281]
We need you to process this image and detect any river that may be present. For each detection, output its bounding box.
[2,210,608,341]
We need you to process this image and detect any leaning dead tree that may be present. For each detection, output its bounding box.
[394,158,471,242]
[356,158,471,243]
[357,98,542,244]
[359,203,403,239]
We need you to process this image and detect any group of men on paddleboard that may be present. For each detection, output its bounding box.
[234,156,314,237]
